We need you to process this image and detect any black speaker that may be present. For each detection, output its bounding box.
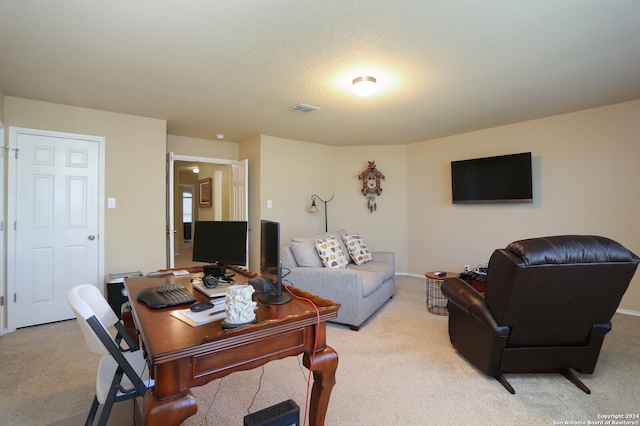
[204,265,226,277]
[243,400,299,426]
[248,276,272,293]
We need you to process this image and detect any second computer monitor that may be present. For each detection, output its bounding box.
[258,219,291,304]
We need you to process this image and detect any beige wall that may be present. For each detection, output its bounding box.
[4,97,167,278]
[336,145,409,271]
[257,135,336,238]
[168,134,239,159]
[407,99,640,312]
[237,135,261,272]
[193,163,231,221]
[243,136,410,273]
[4,95,638,312]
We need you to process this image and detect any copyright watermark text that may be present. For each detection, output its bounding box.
[554,414,640,425]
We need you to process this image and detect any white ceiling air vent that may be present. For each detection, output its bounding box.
[291,103,321,114]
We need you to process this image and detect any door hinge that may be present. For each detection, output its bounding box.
[0,296,4,306]
[0,146,18,158]
[14,293,17,303]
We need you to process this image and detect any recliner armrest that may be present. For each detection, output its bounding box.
[442,277,510,337]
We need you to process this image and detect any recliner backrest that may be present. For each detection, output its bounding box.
[485,235,639,347]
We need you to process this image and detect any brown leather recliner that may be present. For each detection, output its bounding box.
[441,235,639,394]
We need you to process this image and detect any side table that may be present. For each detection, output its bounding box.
[425,271,458,315]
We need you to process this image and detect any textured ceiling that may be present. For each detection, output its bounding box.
[1,1,639,146]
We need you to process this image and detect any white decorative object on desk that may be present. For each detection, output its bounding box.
[222,284,258,329]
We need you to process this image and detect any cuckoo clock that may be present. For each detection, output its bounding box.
[358,161,385,212]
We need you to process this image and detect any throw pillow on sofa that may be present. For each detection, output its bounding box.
[342,233,374,265]
[290,238,324,267]
[315,236,350,269]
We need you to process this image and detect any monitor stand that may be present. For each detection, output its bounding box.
[258,291,291,305]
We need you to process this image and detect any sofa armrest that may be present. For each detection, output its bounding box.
[442,277,509,337]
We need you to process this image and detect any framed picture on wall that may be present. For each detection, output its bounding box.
[198,178,212,208]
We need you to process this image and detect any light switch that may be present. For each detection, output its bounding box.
[267,200,273,208]
[108,198,116,209]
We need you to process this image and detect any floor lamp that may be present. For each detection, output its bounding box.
[309,194,334,232]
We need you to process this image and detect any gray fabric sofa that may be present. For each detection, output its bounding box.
[281,230,395,330]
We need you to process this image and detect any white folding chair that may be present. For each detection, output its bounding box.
[67,284,153,426]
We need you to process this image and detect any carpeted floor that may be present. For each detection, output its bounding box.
[1,275,639,425]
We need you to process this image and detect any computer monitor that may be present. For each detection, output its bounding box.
[258,220,291,304]
[192,221,248,266]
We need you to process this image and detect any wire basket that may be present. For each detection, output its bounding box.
[426,277,449,316]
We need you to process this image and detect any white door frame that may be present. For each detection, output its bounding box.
[167,154,245,268]
[0,121,5,336]
[5,127,105,333]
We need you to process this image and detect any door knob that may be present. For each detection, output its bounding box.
[88,235,96,240]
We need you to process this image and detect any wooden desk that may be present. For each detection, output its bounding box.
[124,271,340,426]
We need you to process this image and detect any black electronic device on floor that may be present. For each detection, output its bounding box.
[243,399,299,426]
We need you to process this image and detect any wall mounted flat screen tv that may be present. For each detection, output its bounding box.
[451,152,533,204]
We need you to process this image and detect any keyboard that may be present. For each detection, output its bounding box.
[137,283,196,308]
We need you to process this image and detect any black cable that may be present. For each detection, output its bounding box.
[247,366,266,414]
[133,355,150,426]
[205,377,224,426]
[295,355,308,381]
[282,284,321,426]
[282,267,292,279]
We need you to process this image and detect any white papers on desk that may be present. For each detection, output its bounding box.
[171,302,226,327]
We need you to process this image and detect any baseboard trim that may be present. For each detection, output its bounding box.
[396,272,425,279]
[394,273,640,317]
[616,308,640,317]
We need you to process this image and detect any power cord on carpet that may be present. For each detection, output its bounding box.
[205,377,224,426]
[247,365,266,414]
[283,281,321,426]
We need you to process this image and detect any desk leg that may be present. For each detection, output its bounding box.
[143,390,197,426]
[304,345,338,426]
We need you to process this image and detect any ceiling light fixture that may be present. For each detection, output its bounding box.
[291,103,321,114]
[352,76,377,97]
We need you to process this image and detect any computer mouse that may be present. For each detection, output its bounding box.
[190,301,214,312]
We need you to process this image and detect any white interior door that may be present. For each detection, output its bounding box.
[166,152,175,268]
[0,122,5,335]
[230,159,249,266]
[8,128,103,330]
[230,159,248,221]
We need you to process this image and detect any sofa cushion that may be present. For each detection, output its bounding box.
[342,233,373,265]
[352,254,395,282]
[316,236,350,269]
[290,238,324,267]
